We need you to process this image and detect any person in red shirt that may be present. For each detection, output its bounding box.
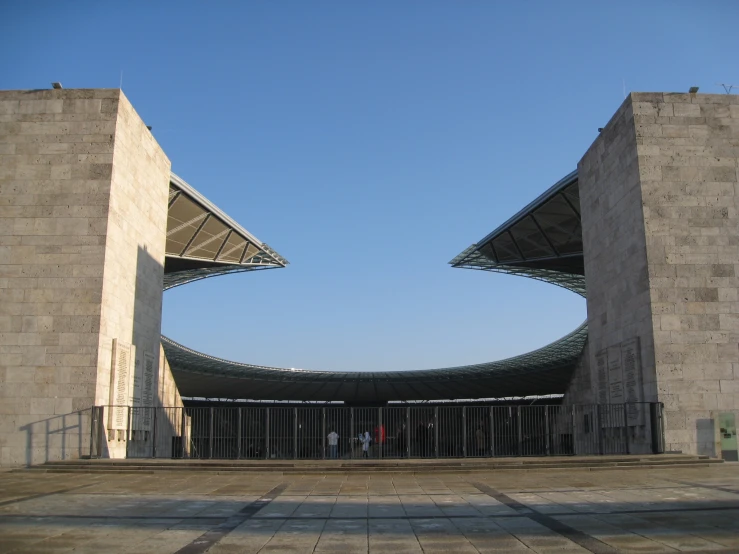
[374,425,386,444]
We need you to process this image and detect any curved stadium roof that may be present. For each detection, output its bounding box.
[162,171,586,402]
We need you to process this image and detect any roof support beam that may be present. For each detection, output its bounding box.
[559,191,580,218]
[167,212,209,237]
[507,230,526,261]
[180,213,211,256]
[219,239,246,261]
[239,241,252,264]
[168,189,181,208]
[186,228,230,256]
[529,214,560,257]
[214,229,232,261]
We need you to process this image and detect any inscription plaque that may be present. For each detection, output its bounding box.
[621,337,644,425]
[141,353,155,428]
[595,350,608,404]
[108,339,132,431]
[607,345,624,404]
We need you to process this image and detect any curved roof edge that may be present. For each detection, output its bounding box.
[450,245,586,297]
[161,320,586,401]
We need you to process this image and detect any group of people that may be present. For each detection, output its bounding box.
[325,424,490,458]
[326,429,370,458]
[326,428,377,458]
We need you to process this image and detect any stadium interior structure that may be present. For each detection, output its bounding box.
[163,170,587,404]
[4,87,738,464]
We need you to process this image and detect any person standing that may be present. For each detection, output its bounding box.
[327,430,339,459]
[396,424,406,457]
[475,427,486,456]
[360,431,371,458]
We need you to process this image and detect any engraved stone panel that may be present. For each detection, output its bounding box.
[596,350,608,404]
[621,337,644,425]
[141,352,155,428]
[108,339,132,431]
[607,345,624,404]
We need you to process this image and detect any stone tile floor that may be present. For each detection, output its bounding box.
[2,465,739,553]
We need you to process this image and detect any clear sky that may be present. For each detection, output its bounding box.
[2,1,737,372]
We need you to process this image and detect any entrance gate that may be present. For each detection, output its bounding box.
[90,402,664,460]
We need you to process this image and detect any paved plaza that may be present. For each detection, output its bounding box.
[2,465,739,553]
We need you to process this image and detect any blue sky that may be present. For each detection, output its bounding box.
[2,1,737,371]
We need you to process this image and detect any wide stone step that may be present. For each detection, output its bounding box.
[17,454,722,474]
[20,462,722,475]
[31,453,713,467]
[30,458,720,471]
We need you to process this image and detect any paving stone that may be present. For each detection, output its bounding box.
[0,465,739,552]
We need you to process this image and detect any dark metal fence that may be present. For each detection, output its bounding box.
[90,402,664,460]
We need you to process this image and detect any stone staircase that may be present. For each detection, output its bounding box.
[17,454,723,475]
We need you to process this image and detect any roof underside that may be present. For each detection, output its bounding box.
[450,170,585,297]
[161,171,586,402]
[164,173,287,289]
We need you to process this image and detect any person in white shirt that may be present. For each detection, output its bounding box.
[360,431,371,458]
[327,430,339,459]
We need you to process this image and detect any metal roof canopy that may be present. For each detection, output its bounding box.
[164,173,288,289]
[160,170,587,402]
[470,170,583,276]
[450,170,584,296]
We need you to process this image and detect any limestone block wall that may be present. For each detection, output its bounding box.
[632,92,739,454]
[579,92,739,455]
[158,344,184,409]
[562,340,594,405]
[0,88,171,465]
[0,89,120,466]
[153,344,188,458]
[94,92,171,458]
[579,94,658,402]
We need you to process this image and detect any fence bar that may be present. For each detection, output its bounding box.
[180,408,186,459]
[151,408,157,458]
[265,408,270,459]
[350,408,354,460]
[322,407,326,460]
[378,407,383,459]
[89,407,99,459]
[516,406,522,456]
[406,407,411,458]
[650,402,662,454]
[461,406,466,458]
[434,406,439,458]
[489,406,494,457]
[622,403,629,455]
[208,408,213,459]
[235,407,241,459]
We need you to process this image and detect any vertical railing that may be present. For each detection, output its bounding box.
[516,406,522,456]
[434,406,439,458]
[350,407,354,459]
[181,408,187,459]
[322,407,326,460]
[264,408,270,459]
[106,402,664,461]
[489,406,495,457]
